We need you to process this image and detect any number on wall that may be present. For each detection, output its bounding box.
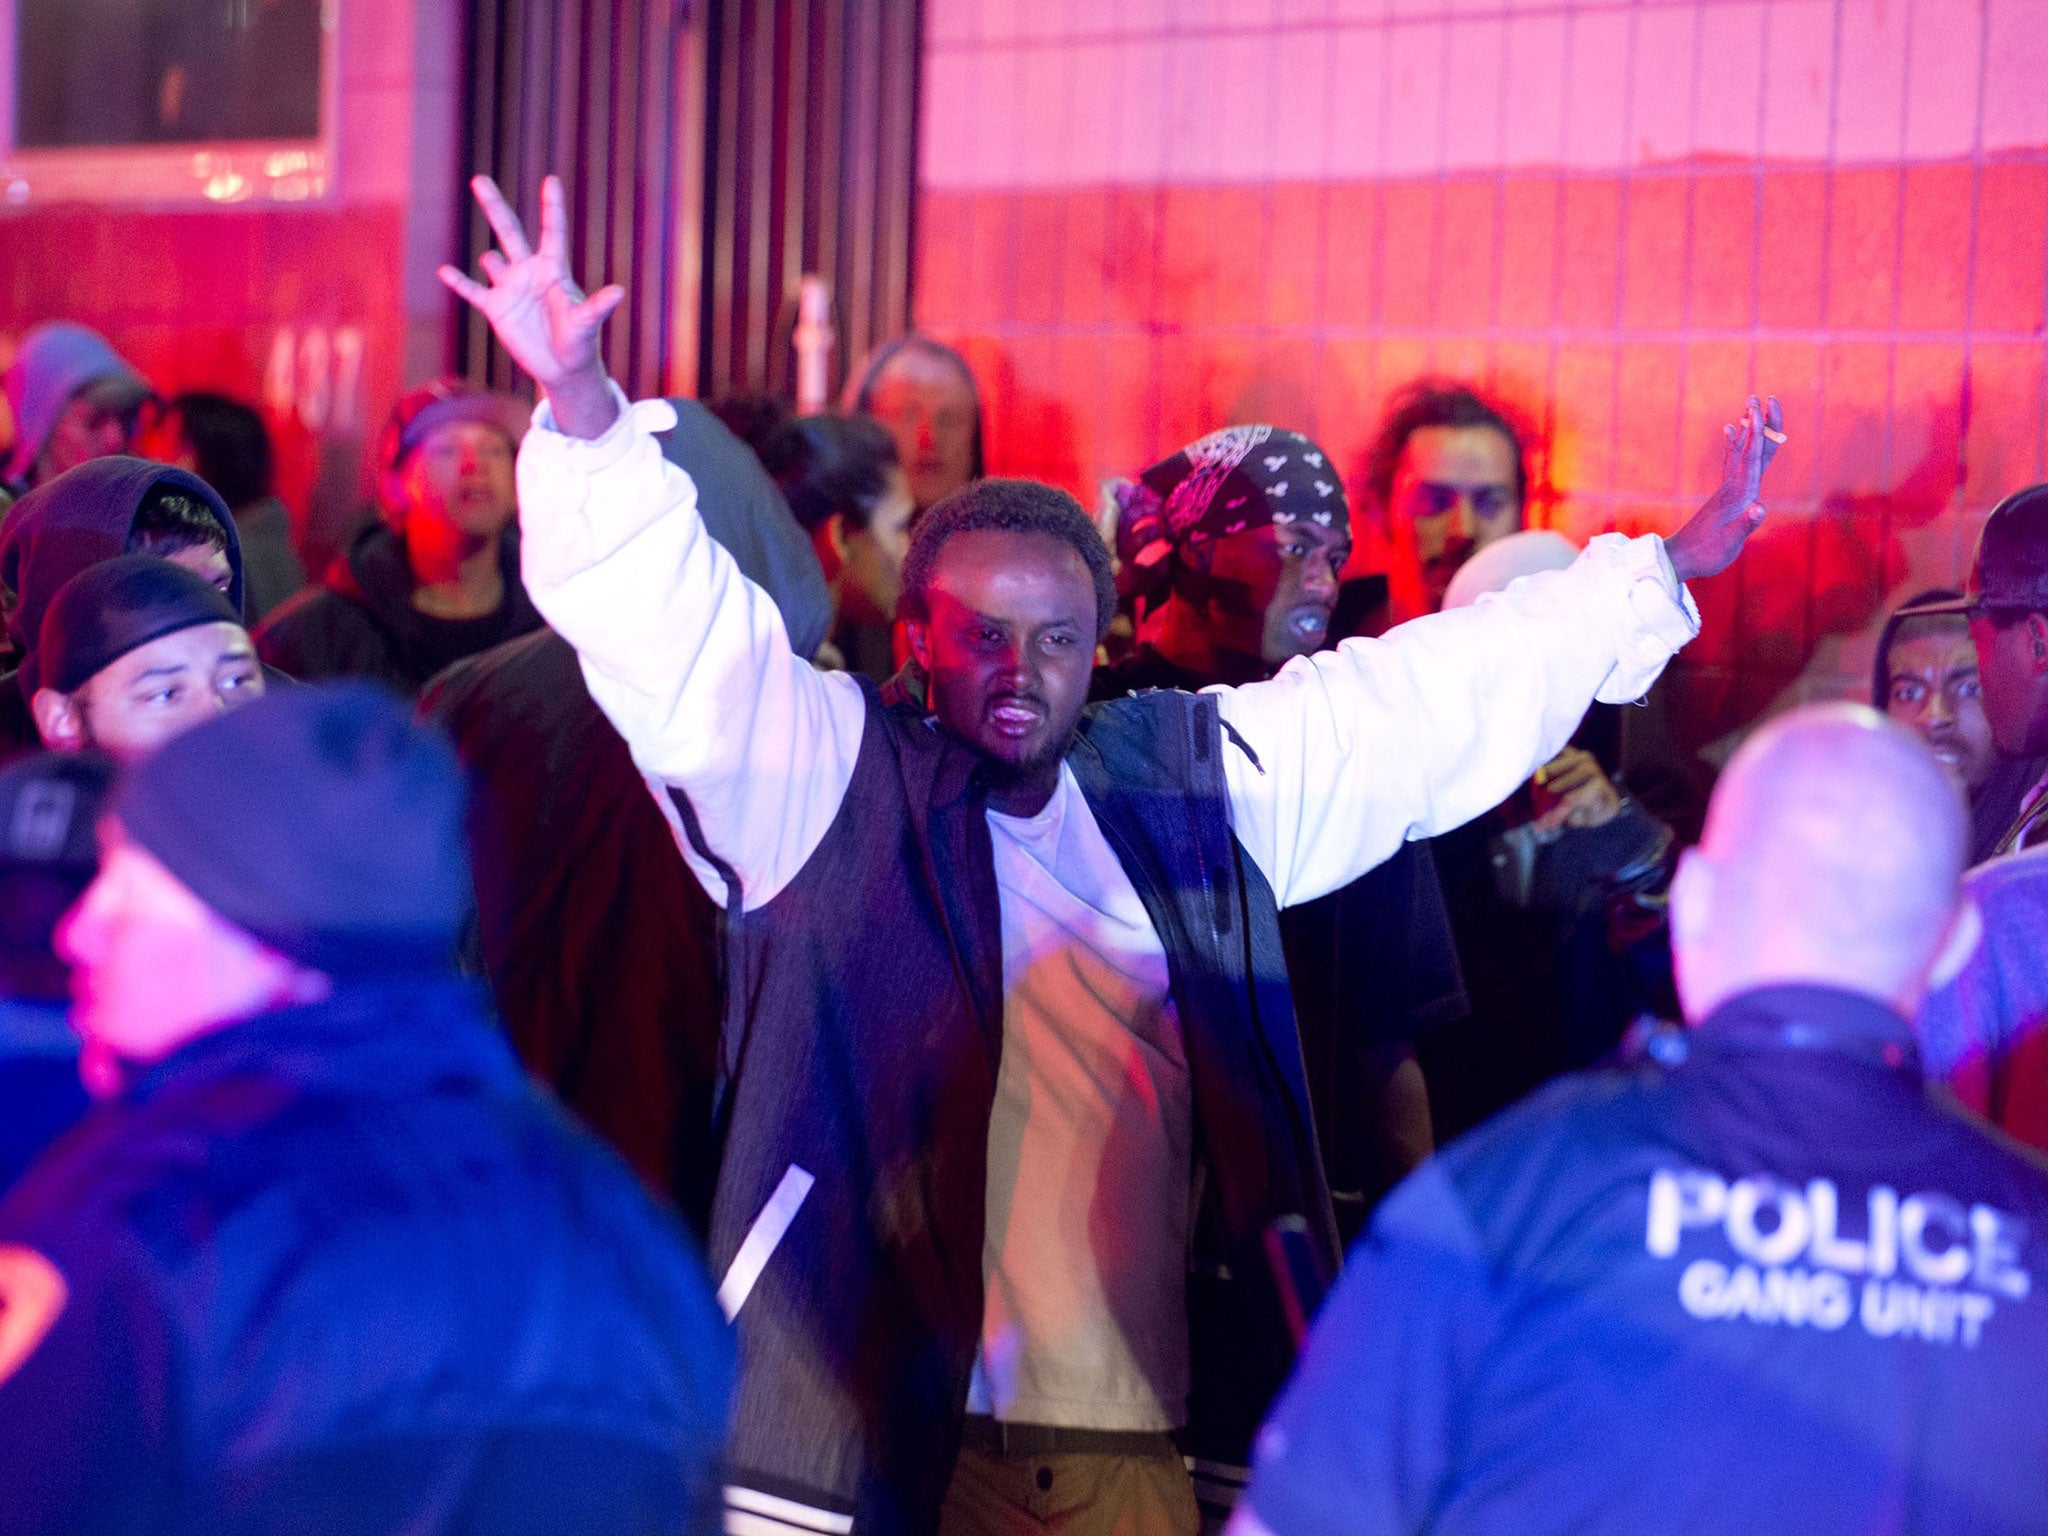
[264,326,366,434]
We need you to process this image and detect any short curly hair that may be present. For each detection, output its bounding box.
[900,479,1117,638]
[1364,381,1529,511]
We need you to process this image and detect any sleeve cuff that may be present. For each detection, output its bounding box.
[1624,534,1702,636]
[525,382,677,475]
[1583,533,1702,704]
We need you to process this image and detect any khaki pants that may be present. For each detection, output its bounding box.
[937,1442,1200,1536]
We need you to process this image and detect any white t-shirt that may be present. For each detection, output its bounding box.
[967,763,1192,1430]
[513,392,1704,1434]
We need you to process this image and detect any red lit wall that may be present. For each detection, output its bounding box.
[0,0,462,567]
[914,0,2048,751]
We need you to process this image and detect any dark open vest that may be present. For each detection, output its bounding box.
[691,682,1339,1536]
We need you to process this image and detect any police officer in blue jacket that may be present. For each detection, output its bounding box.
[1232,703,2048,1536]
[0,684,732,1535]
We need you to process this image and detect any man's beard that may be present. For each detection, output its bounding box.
[979,724,1076,786]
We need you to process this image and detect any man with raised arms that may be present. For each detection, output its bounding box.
[442,174,1781,1536]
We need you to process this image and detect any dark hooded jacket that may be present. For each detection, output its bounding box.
[0,456,247,764]
[420,399,831,1220]
[255,520,544,696]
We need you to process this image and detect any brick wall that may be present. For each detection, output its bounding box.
[914,0,2048,752]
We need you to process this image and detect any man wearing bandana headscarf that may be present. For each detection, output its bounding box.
[1094,428,1467,1232]
[1105,426,1354,682]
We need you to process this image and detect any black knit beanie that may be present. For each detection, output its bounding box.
[38,554,241,696]
[111,683,470,976]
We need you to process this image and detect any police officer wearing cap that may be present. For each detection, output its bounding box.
[1230,704,2048,1536]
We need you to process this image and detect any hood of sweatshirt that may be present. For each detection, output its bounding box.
[0,456,245,694]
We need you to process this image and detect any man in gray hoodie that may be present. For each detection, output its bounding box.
[3,323,152,492]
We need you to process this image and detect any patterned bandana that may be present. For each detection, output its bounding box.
[1109,426,1349,592]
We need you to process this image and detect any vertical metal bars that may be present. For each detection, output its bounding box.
[457,0,920,406]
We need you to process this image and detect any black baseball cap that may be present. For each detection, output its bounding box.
[1896,484,2048,621]
[35,553,242,696]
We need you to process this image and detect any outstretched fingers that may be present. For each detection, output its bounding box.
[1720,419,1745,488]
[538,175,570,264]
[1758,394,1786,476]
[471,174,535,263]
[436,264,490,307]
[1715,397,1768,509]
[1739,396,1768,503]
[570,284,627,331]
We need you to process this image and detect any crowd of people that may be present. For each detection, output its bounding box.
[0,170,2042,1535]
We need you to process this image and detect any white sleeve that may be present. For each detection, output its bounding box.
[515,388,865,912]
[1216,531,1700,910]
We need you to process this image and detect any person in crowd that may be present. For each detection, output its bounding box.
[1103,427,1353,686]
[2,322,152,492]
[29,555,263,765]
[759,411,915,678]
[421,395,829,1220]
[1422,530,1684,1133]
[1873,586,2042,866]
[0,684,733,1533]
[139,391,308,622]
[1906,487,2048,1152]
[0,455,249,761]
[442,171,1777,1536]
[1093,426,1466,1226]
[1370,380,1717,841]
[1877,588,1999,797]
[0,752,109,1195]
[1233,704,2047,1536]
[845,333,985,515]
[256,379,541,693]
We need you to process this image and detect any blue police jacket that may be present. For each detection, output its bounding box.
[0,974,733,1536]
[0,994,86,1196]
[1244,984,2048,1536]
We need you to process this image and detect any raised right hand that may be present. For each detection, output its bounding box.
[1664,395,1784,584]
[438,174,623,438]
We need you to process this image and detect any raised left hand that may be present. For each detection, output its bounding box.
[1664,395,1784,584]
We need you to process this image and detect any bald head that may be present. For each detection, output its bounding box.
[1671,703,1969,1020]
